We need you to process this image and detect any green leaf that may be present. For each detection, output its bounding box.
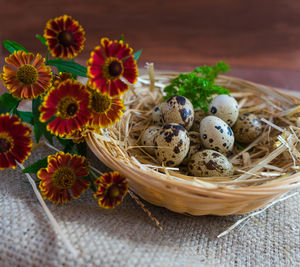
[3,40,28,53]
[32,97,42,142]
[43,127,54,145]
[88,176,97,192]
[36,34,47,46]
[133,49,142,61]
[16,111,34,124]
[22,157,48,174]
[57,137,75,154]
[32,97,53,144]
[163,62,230,112]
[76,142,87,157]
[194,61,230,81]
[47,59,87,77]
[34,124,43,143]
[119,34,125,42]
[0,93,21,114]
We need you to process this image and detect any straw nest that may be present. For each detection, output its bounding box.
[86,70,300,216]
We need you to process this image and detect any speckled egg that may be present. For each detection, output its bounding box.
[154,123,190,166]
[182,131,202,165]
[152,102,166,125]
[200,116,234,154]
[208,95,239,126]
[232,113,262,144]
[161,96,194,130]
[190,109,206,131]
[140,125,161,155]
[188,150,234,177]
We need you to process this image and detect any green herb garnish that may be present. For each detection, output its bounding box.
[163,61,231,113]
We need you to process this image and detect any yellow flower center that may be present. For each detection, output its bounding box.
[57,97,79,119]
[108,185,120,198]
[52,167,76,189]
[58,30,74,47]
[91,92,111,114]
[0,133,13,154]
[16,64,38,85]
[102,57,124,80]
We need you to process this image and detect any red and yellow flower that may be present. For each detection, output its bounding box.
[38,152,90,204]
[87,37,138,97]
[88,88,125,130]
[44,15,85,59]
[39,79,91,137]
[1,51,52,99]
[0,114,32,170]
[94,171,128,209]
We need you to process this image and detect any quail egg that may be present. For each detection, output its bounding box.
[190,109,206,131]
[182,131,202,165]
[208,94,239,126]
[232,113,262,144]
[188,150,234,177]
[200,116,234,154]
[152,102,166,125]
[140,125,161,155]
[161,96,194,130]
[154,123,190,166]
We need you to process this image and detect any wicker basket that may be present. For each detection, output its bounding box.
[86,73,300,216]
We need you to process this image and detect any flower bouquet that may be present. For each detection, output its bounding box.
[0,15,142,210]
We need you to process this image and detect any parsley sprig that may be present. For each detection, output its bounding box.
[163,61,230,113]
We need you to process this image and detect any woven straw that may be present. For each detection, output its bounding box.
[86,73,300,216]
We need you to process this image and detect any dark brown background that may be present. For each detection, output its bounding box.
[1,0,300,91]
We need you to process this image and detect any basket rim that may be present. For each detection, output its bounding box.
[87,132,300,198]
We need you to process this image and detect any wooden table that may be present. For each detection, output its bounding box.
[1,0,300,91]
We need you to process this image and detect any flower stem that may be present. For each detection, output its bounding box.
[89,168,99,179]
[46,49,49,64]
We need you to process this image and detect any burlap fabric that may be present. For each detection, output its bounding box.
[0,142,299,267]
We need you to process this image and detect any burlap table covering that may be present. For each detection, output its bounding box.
[0,138,299,266]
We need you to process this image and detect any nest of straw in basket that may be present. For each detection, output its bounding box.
[86,70,300,216]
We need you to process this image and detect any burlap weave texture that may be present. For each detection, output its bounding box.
[0,144,299,267]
